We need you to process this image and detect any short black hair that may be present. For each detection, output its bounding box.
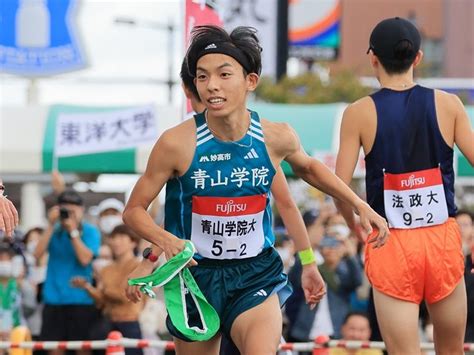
[377,40,418,74]
[0,242,15,257]
[180,58,200,101]
[57,189,83,206]
[23,227,44,244]
[342,311,370,325]
[186,25,262,77]
[109,224,140,244]
[303,209,319,227]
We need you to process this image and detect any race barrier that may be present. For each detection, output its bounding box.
[2,330,474,353]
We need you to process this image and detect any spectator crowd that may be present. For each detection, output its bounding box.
[1,176,473,355]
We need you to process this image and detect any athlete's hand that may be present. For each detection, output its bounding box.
[161,235,198,267]
[125,260,156,303]
[355,202,389,248]
[301,263,326,310]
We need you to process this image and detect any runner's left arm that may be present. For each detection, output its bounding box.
[271,166,326,306]
[279,124,389,248]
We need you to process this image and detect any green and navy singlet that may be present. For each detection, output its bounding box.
[164,110,277,260]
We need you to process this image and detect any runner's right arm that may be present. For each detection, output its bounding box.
[123,129,195,263]
[334,103,370,243]
[452,94,474,165]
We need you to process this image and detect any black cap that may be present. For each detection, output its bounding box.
[57,189,83,206]
[303,209,319,227]
[367,17,421,61]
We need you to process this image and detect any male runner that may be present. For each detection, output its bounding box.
[124,25,388,355]
[335,17,474,355]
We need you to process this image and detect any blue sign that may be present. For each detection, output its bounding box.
[0,0,87,77]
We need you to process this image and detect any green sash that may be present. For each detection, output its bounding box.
[128,241,220,341]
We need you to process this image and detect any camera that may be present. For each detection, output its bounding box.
[59,207,70,220]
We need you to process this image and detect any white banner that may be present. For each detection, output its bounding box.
[54,105,157,157]
[219,0,278,78]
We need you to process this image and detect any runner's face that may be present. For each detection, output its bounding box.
[195,53,258,117]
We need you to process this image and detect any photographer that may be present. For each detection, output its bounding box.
[34,190,100,355]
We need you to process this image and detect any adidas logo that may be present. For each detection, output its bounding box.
[205,43,217,50]
[199,156,210,162]
[253,289,267,297]
[244,148,259,160]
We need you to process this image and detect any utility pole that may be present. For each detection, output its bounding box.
[115,17,176,103]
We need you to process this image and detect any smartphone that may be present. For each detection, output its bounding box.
[59,207,70,220]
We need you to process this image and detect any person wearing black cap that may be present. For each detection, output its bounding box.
[34,190,101,354]
[335,17,473,354]
[122,25,388,355]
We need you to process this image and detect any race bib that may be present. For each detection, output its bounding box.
[191,194,266,259]
[384,167,448,229]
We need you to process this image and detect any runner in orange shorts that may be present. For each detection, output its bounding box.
[335,17,474,355]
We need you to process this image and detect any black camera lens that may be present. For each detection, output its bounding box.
[59,207,70,220]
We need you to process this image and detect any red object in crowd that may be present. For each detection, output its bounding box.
[106,331,125,355]
[313,335,330,355]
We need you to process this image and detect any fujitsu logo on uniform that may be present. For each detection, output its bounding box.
[216,200,247,214]
[401,174,425,188]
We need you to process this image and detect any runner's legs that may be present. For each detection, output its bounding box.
[230,294,282,355]
[427,280,466,355]
[373,288,421,355]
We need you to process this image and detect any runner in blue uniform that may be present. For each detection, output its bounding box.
[124,26,388,355]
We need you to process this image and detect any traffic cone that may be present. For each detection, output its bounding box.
[10,326,32,355]
[106,331,125,355]
[313,335,330,355]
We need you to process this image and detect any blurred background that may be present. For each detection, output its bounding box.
[0,0,473,353]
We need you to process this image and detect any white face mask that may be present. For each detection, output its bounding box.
[92,258,112,273]
[329,224,351,239]
[0,261,13,277]
[99,215,123,234]
[26,240,38,254]
[31,266,47,284]
[11,256,24,277]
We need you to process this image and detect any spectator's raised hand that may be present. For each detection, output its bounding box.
[47,206,60,226]
[0,183,19,238]
[51,170,66,195]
